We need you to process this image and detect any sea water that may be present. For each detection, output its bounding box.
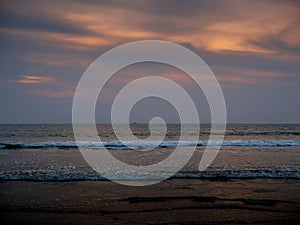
[0,124,299,180]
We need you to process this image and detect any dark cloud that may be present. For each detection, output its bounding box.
[248,17,300,56]
[73,0,226,15]
[0,12,93,36]
[251,37,300,57]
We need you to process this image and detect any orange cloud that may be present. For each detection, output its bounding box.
[21,52,91,67]
[217,75,258,85]
[56,0,299,57]
[11,74,76,98]
[0,28,108,51]
[2,0,299,59]
[16,75,54,84]
[2,0,299,97]
[214,67,300,88]
[233,69,285,78]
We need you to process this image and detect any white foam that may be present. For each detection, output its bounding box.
[1,140,300,150]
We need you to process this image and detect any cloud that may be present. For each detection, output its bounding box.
[13,75,75,98]
[0,0,300,123]
[20,52,92,67]
[15,75,54,84]
[2,0,299,56]
[30,88,74,98]
[214,67,300,88]
[217,75,258,86]
[2,0,299,90]
[0,28,109,51]
[0,8,93,36]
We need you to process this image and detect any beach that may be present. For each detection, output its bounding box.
[1,179,299,224]
[2,0,300,223]
[0,124,299,224]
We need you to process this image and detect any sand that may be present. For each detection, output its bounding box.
[1,178,299,224]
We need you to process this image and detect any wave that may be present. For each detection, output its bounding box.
[1,140,300,150]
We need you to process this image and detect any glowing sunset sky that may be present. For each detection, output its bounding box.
[0,0,299,123]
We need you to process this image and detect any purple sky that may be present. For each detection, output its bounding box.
[0,0,299,123]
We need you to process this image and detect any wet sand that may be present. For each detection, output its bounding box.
[1,179,299,224]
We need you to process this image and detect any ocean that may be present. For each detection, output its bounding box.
[0,124,299,181]
[1,124,299,224]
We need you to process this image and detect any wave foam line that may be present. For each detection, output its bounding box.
[1,140,300,150]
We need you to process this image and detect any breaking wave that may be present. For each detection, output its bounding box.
[1,140,300,150]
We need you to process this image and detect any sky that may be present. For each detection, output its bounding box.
[0,0,299,123]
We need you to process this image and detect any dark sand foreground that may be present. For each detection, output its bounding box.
[1,179,299,224]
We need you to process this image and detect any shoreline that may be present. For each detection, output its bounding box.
[1,176,300,182]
